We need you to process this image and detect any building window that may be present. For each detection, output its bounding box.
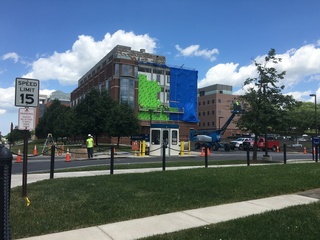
[166,75,170,84]
[134,66,138,78]
[207,100,210,104]
[172,130,178,145]
[151,129,160,145]
[199,91,205,96]
[212,121,215,126]
[203,111,205,116]
[212,110,214,115]
[199,102,201,106]
[218,99,221,103]
[203,101,205,105]
[122,64,133,77]
[115,64,120,76]
[212,99,215,103]
[120,78,135,108]
[202,122,205,127]
[207,111,210,115]
[199,112,201,116]
[207,122,210,126]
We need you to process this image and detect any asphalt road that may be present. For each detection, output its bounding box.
[11,149,315,174]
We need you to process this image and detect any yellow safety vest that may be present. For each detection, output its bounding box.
[86,138,94,148]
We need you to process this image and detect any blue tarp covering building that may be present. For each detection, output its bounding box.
[169,67,199,123]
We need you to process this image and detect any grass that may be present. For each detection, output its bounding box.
[143,203,320,240]
[53,159,262,172]
[10,163,320,239]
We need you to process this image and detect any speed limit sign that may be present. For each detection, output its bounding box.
[15,78,40,107]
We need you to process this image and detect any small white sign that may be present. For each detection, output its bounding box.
[15,78,40,107]
[18,108,35,130]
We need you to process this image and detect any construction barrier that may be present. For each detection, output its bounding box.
[65,148,71,162]
[201,147,210,157]
[16,149,21,163]
[33,145,37,156]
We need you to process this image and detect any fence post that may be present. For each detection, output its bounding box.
[162,142,166,171]
[283,144,287,164]
[110,145,115,175]
[0,144,13,240]
[50,144,55,179]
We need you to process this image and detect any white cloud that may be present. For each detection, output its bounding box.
[2,52,19,63]
[0,87,15,114]
[198,63,256,89]
[198,42,320,101]
[175,44,219,62]
[23,30,157,86]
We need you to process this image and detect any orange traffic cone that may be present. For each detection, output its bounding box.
[303,147,307,154]
[33,145,37,156]
[200,147,205,157]
[207,147,211,156]
[277,146,280,153]
[65,148,71,162]
[16,149,22,163]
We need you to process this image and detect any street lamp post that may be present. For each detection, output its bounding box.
[310,94,317,135]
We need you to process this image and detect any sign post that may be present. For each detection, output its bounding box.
[15,77,39,197]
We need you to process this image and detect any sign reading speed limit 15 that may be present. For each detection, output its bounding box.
[15,78,40,107]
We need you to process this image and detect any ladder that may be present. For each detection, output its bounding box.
[41,133,55,154]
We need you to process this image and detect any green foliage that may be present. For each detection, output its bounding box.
[35,99,70,139]
[287,102,319,135]
[238,49,298,159]
[73,89,114,142]
[8,128,31,143]
[108,102,141,147]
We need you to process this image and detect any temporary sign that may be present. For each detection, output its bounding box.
[18,108,35,130]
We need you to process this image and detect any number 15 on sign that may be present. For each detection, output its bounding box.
[15,78,40,107]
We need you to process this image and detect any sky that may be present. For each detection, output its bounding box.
[1,0,320,136]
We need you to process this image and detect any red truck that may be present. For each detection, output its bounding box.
[243,137,280,151]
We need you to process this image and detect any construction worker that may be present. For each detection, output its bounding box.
[86,134,94,159]
[234,100,241,111]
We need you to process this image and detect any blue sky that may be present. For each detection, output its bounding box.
[1,0,320,135]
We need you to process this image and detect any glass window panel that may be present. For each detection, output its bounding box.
[151,130,160,145]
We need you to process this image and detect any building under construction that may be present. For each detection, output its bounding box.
[70,45,199,143]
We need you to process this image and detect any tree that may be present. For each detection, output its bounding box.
[73,89,115,145]
[10,128,31,143]
[237,49,297,160]
[35,99,66,139]
[285,102,317,137]
[108,102,140,147]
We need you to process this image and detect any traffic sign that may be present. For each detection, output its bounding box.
[15,78,40,107]
[18,108,35,130]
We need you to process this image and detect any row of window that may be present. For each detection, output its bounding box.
[199,110,221,116]
[199,122,215,127]
[199,99,221,106]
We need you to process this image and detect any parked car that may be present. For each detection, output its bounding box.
[242,137,280,151]
[230,138,253,150]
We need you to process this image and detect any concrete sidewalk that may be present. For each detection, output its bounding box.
[12,167,320,240]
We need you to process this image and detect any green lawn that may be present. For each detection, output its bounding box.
[10,162,320,239]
